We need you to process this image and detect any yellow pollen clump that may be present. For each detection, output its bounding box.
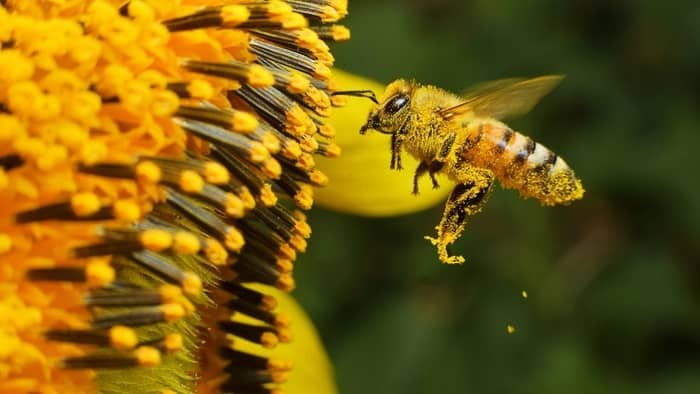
[221,5,251,25]
[181,272,202,296]
[0,233,12,255]
[134,346,161,367]
[187,80,214,100]
[247,64,276,88]
[110,326,138,350]
[261,332,279,349]
[203,162,230,184]
[232,111,259,133]
[159,285,183,304]
[140,228,173,251]
[263,158,282,179]
[179,170,205,193]
[205,240,228,266]
[224,227,245,252]
[277,275,296,292]
[162,303,186,323]
[248,141,271,163]
[86,260,115,288]
[136,161,162,184]
[113,199,142,222]
[173,231,201,254]
[224,193,245,218]
[71,192,101,217]
[164,333,184,353]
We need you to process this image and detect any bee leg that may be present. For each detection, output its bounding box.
[425,172,493,264]
[412,161,430,195]
[390,133,404,170]
[428,161,445,189]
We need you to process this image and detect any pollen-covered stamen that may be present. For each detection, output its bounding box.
[251,28,327,63]
[312,24,351,42]
[220,368,289,391]
[162,5,251,32]
[91,303,186,329]
[237,220,296,261]
[220,281,278,311]
[273,172,315,210]
[140,333,184,354]
[211,144,273,199]
[233,85,312,138]
[15,200,114,223]
[175,118,270,163]
[45,326,138,351]
[227,298,290,329]
[218,321,281,348]
[127,251,203,296]
[219,347,292,372]
[231,257,296,292]
[288,0,342,23]
[62,346,163,369]
[27,260,115,288]
[250,38,331,80]
[315,140,341,157]
[164,189,244,252]
[83,285,182,307]
[174,105,259,134]
[183,59,275,88]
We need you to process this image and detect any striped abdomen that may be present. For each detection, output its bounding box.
[459,120,584,205]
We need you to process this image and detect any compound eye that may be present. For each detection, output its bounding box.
[384,94,409,115]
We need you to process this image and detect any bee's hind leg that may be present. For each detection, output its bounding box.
[425,169,493,264]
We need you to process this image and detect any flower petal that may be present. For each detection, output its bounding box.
[315,70,451,217]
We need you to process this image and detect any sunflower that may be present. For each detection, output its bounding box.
[0,0,356,393]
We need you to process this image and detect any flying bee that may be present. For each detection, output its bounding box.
[356,75,584,264]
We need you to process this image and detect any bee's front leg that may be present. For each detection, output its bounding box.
[425,170,493,264]
[390,132,404,170]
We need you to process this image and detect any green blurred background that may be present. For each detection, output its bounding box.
[298,1,700,393]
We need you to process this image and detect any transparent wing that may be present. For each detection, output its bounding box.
[438,75,564,120]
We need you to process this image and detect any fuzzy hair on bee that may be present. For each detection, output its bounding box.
[358,75,585,264]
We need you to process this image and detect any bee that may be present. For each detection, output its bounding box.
[358,76,584,264]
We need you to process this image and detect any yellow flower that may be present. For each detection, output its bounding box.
[0,0,348,393]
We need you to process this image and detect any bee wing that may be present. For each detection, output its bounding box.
[438,75,564,120]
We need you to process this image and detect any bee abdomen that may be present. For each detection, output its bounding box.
[460,122,584,205]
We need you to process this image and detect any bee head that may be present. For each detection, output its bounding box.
[360,79,415,135]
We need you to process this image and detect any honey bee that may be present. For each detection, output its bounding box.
[358,76,584,264]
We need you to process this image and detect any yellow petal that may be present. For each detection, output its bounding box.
[315,69,451,217]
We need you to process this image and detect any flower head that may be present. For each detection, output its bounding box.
[0,0,348,392]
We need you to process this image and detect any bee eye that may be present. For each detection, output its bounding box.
[384,94,409,115]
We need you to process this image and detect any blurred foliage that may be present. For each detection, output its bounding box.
[295,1,700,393]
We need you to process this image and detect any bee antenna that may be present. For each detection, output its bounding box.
[331,90,379,104]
